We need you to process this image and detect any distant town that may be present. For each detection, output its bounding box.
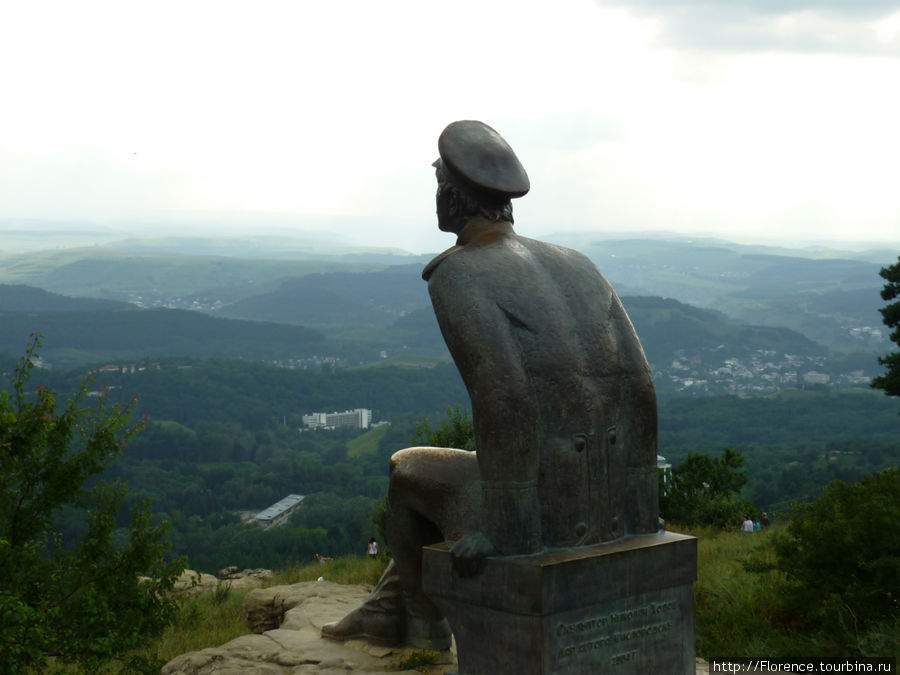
[655,348,872,396]
[81,350,880,400]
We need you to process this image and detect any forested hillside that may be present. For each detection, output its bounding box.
[0,282,882,392]
[0,284,128,311]
[216,265,430,332]
[0,307,327,369]
[1,233,896,575]
[8,353,893,572]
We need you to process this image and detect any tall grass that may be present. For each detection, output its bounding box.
[271,554,389,587]
[680,524,899,660]
[148,583,250,668]
[685,525,810,658]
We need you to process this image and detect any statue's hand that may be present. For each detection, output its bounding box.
[450,531,496,578]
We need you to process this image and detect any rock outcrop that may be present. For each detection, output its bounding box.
[170,568,275,598]
[162,580,457,674]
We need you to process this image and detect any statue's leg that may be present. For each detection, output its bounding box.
[388,447,480,648]
[321,446,479,650]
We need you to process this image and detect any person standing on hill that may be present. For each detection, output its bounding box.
[367,537,379,559]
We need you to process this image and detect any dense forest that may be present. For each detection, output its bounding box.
[11,354,895,572]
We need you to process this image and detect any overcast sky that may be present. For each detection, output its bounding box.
[2,0,899,253]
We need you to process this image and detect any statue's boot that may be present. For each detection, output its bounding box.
[321,560,452,650]
[321,560,404,645]
[320,601,405,646]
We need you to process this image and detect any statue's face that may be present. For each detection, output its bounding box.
[435,173,455,233]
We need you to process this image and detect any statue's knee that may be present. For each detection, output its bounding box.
[389,447,421,477]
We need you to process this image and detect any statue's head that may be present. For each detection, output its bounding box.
[433,121,530,234]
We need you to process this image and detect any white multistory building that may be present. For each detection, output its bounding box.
[302,408,371,431]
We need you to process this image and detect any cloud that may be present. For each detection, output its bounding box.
[596,0,900,55]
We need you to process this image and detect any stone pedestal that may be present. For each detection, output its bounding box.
[422,531,697,675]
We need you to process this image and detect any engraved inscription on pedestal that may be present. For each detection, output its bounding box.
[552,591,692,672]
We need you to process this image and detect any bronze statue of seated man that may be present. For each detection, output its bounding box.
[322,120,660,650]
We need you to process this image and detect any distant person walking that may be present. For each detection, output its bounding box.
[742,516,754,533]
[367,537,379,559]
[761,512,770,528]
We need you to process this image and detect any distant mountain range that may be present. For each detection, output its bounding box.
[0,232,893,391]
[0,285,325,367]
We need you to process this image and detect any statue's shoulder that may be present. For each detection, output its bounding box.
[424,233,595,281]
[422,245,464,281]
[519,235,598,268]
[423,231,519,282]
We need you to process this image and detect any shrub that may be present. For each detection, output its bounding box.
[0,336,184,673]
[774,468,900,646]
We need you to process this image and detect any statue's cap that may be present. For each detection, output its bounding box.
[434,120,530,202]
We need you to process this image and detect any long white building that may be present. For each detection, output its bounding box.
[253,494,305,529]
[302,408,371,431]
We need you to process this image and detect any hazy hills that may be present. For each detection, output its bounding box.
[0,232,894,388]
[216,265,430,332]
[543,237,890,354]
[0,284,127,312]
[0,232,891,354]
[0,291,326,367]
[0,282,864,397]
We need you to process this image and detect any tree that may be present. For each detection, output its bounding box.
[659,448,756,529]
[872,256,900,397]
[0,337,184,673]
[412,405,475,451]
[774,468,900,650]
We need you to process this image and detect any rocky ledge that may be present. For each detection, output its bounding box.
[169,567,276,598]
[162,580,457,674]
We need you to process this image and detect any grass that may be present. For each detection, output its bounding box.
[147,582,250,668]
[676,524,900,661]
[270,554,389,587]
[394,648,442,671]
[682,525,808,658]
[347,425,390,458]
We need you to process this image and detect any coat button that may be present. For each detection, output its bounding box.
[573,435,587,452]
[575,522,587,537]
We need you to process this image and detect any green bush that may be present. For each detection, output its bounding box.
[0,336,184,673]
[412,405,474,451]
[774,468,900,627]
